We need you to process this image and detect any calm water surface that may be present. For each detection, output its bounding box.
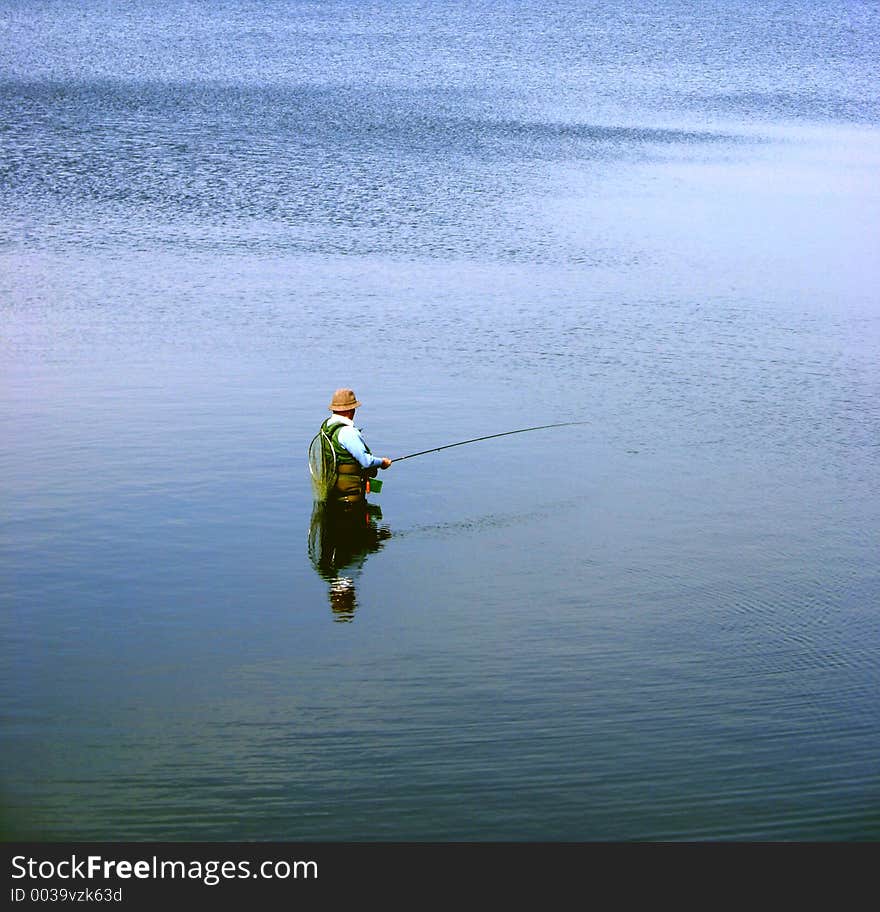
[1,0,879,840]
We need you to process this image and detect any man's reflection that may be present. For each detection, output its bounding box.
[307,500,391,621]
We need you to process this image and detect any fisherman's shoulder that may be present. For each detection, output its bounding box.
[336,423,365,444]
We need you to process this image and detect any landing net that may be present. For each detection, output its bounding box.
[308,429,336,502]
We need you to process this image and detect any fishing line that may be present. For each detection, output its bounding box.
[391,421,589,462]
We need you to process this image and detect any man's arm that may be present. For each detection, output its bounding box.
[337,426,387,469]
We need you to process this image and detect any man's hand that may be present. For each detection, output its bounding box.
[380,458,392,469]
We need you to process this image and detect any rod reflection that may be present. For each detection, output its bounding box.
[307,500,391,622]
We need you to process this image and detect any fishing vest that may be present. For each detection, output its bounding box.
[322,418,372,502]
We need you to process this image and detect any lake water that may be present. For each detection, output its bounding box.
[1,0,878,841]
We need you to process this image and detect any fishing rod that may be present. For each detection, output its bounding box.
[391,421,589,463]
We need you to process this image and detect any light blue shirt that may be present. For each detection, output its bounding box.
[327,415,384,470]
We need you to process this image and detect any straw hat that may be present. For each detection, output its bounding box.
[329,388,362,411]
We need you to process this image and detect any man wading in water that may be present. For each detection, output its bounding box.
[319,388,392,507]
[308,388,393,619]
